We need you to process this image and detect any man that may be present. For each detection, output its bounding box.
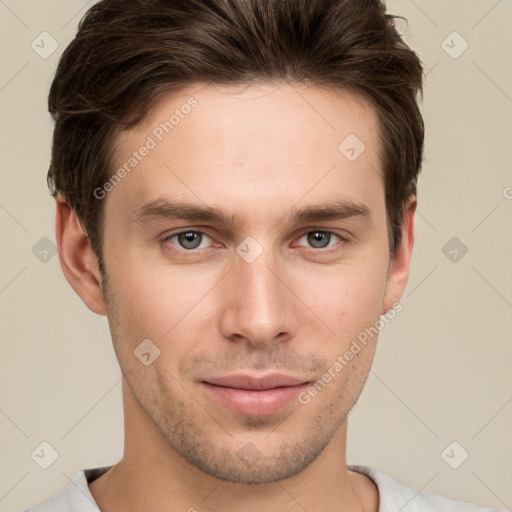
[26,0,501,510]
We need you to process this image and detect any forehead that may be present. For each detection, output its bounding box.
[107,81,384,226]
[117,80,381,163]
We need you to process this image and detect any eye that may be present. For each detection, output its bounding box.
[163,230,213,250]
[161,228,347,255]
[295,230,345,250]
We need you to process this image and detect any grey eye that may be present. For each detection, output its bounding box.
[300,231,339,249]
[171,231,210,250]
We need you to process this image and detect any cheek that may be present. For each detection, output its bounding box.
[296,255,388,339]
[108,258,222,344]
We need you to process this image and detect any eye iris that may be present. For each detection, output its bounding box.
[178,231,201,249]
[308,231,330,249]
[174,231,333,251]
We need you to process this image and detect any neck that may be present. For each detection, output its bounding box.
[88,380,378,512]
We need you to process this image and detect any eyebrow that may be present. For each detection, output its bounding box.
[132,197,371,227]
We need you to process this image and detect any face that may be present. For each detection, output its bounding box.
[89,81,411,483]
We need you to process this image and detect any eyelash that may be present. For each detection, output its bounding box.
[161,228,349,256]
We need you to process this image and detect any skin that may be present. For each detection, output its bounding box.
[56,81,416,512]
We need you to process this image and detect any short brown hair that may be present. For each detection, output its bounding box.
[48,0,424,271]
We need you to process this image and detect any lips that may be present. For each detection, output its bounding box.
[201,373,311,416]
[204,374,308,390]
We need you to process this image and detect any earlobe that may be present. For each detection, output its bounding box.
[55,195,107,316]
[381,196,416,315]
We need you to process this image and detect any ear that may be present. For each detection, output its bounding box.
[381,195,416,314]
[55,195,107,316]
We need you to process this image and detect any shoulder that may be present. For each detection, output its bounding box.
[24,489,71,512]
[348,464,504,512]
[24,467,110,512]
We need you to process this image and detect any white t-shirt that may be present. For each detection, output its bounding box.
[24,464,503,511]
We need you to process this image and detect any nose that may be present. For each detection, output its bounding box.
[218,248,298,348]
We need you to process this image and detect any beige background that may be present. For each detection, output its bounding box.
[1,0,511,510]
